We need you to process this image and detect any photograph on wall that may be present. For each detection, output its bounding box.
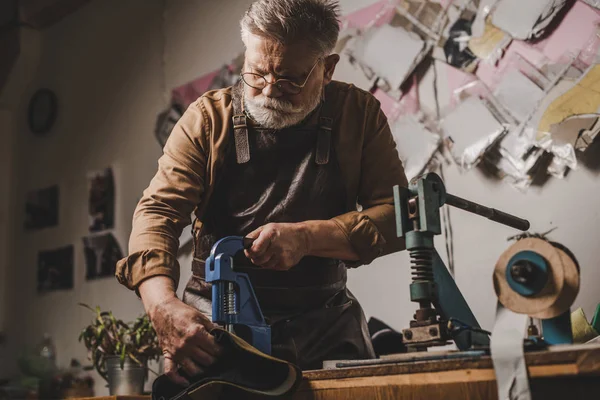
[88,167,115,232]
[83,232,123,280]
[24,185,59,230]
[37,245,74,293]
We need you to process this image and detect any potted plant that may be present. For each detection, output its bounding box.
[78,304,161,395]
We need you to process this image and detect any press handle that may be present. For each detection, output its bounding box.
[243,237,256,249]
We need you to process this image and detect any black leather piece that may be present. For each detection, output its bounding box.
[152,329,301,400]
[368,317,407,356]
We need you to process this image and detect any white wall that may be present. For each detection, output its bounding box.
[2,0,165,394]
[2,0,599,396]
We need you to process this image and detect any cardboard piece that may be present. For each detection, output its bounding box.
[491,0,568,40]
[390,115,440,180]
[468,19,512,63]
[349,24,426,90]
[339,0,397,30]
[434,60,479,111]
[537,64,600,137]
[332,52,377,92]
[494,127,547,188]
[477,1,600,91]
[549,114,600,150]
[373,89,402,121]
[583,0,600,9]
[471,0,497,38]
[494,69,545,123]
[441,96,506,168]
[532,1,600,66]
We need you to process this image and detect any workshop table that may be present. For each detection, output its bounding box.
[75,343,600,400]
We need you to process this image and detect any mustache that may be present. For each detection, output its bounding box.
[247,96,302,114]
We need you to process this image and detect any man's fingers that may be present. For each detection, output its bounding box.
[245,226,263,240]
[188,346,217,367]
[187,325,223,357]
[179,358,204,378]
[250,252,274,267]
[248,229,273,257]
[164,355,190,387]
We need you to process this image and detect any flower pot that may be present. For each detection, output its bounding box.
[105,355,147,395]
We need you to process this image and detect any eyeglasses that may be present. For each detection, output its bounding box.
[240,58,321,95]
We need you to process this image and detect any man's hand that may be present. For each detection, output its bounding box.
[244,222,310,270]
[139,277,222,386]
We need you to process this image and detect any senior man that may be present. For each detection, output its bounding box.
[116,0,408,385]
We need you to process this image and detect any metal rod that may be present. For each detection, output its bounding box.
[445,193,530,231]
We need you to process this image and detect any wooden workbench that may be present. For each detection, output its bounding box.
[76,343,600,400]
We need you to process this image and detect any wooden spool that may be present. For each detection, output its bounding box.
[493,238,580,319]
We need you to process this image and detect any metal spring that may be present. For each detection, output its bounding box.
[224,283,237,315]
[410,248,434,282]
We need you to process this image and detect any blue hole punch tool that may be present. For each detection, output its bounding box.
[205,236,271,355]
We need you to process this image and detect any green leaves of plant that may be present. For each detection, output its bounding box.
[77,304,161,382]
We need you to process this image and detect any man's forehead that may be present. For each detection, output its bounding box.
[244,34,316,74]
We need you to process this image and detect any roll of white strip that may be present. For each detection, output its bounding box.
[490,303,531,400]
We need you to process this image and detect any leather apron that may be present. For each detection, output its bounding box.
[183,82,375,370]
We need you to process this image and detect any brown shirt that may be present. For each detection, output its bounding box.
[115,81,409,292]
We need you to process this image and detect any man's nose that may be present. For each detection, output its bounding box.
[262,77,283,98]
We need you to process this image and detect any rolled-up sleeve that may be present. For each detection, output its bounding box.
[332,96,408,266]
[116,99,209,291]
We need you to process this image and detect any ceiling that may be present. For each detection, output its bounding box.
[0,0,91,95]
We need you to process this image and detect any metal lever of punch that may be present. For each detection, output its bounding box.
[394,173,530,351]
[205,236,271,355]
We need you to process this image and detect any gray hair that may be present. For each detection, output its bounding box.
[240,0,341,57]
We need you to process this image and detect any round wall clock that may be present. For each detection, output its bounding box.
[28,88,58,135]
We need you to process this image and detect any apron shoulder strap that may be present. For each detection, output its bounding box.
[316,116,333,165]
[316,87,336,165]
[232,82,251,164]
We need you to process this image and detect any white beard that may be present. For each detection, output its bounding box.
[244,86,322,130]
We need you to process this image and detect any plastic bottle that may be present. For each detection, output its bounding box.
[38,333,57,366]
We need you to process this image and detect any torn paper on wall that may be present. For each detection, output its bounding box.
[494,69,545,123]
[468,19,512,65]
[496,128,539,176]
[549,114,600,151]
[441,96,506,168]
[339,0,397,30]
[537,64,600,140]
[491,0,569,40]
[476,2,600,93]
[443,18,478,70]
[349,24,426,91]
[583,0,600,10]
[532,1,600,67]
[471,0,497,38]
[394,0,447,42]
[373,74,421,120]
[332,52,377,92]
[432,60,479,113]
[171,54,244,108]
[373,89,402,121]
[390,115,440,180]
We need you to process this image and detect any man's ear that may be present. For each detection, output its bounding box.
[322,54,340,85]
